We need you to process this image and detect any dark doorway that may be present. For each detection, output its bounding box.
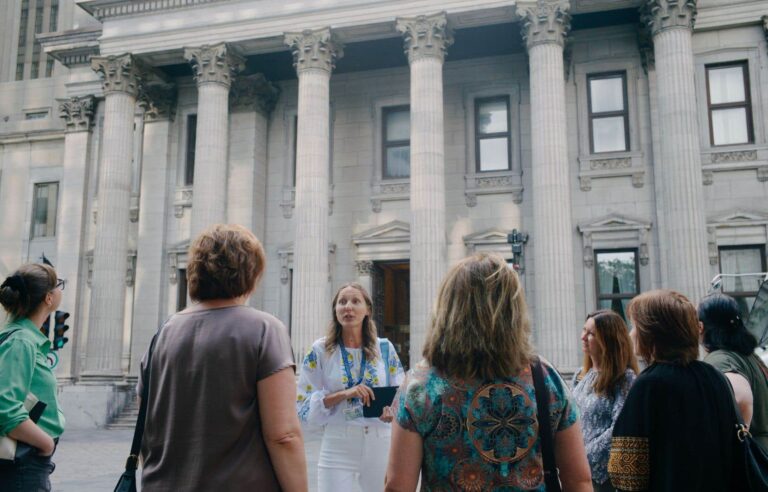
[372,261,411,369]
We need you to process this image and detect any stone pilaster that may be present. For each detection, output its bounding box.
[230,73,280,115]
[396,12,452,365]
[85,54,143,376]
[184,43,244,237]
[355,260,374,297]
[284,28,342,359]
[519,1,579,370]
[641,0,708,300]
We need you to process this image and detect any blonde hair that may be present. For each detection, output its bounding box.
[324,283,379,363]
[423,253,533,380]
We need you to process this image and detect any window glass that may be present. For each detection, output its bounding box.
[383,107,410,179]
[477,99,508,134]
[32,182,58,238]
[592,116,627,153]
[709,66,746,104]
[719,246,766,319]
[185,114,197,186]
[384,146,410,178]
[590,77,625,113]
[596,251,637,295]
[711,108,749,146]
[479,138,509,171]
[386,109,410,142]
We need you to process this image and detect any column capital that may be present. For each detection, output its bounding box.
[762,15,768,46]
[58,95,95,132]
[139,83,177,122]
[230,74,280,115]
[91,54,145,97]
[284,28,343,74]
[518,0,571,49]
[183,43,245,88]
[641,0,697,37]
[396,12,453,64]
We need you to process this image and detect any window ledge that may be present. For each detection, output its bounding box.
[577,152,644,191]
[370,179,409,213]
[464,170,523,207]
[701,144,768,184]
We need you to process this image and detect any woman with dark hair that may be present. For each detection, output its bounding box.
[297,282,404,492]
[572,310,638,492]
[139,224,307,491]
[385,253,591,492]
[0,263,66,491]
[608,289,736,492]
[700,293,768,452]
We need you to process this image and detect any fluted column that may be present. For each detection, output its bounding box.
[56,96,95,380]
[184,43,244,237]
[284,28,342,358]
[642,0,708,300]
[85,55,143,376]
[519,0,578,369]
[396,12,453,366]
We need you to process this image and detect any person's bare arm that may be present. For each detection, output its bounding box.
[7,419,55,456]
[726,372,754,426]
[258,367,308,492]
[322,384,375,408]
[554,421,592,492]
[384,421,422,492]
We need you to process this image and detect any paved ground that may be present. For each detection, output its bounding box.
[50,426,323,491]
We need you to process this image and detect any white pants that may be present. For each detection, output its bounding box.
[318,424,391,492]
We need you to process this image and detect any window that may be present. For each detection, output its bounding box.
[382,106,410,179]
[184,114,197,186]
[706,62,753,146]
[719,245,766,318]
[587,72,629,153]
[595,249,639,320]
[15,0,58,81]
[176,269,187,311]
[475,96,511,171]
[31,182,58,238]
[291,115,298,186]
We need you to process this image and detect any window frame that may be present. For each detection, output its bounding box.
[593,248,640,314]
[474,95,512,172]
[184,113,197,186]
[382,105,411,180]
[718,244,767,300]
[587,71,630,154]
[705,61,754,147]
[30,181,59,239]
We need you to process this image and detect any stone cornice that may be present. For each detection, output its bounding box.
[37,27,102,67]
[284,28,344,74]
[91,54,146,97]
[396,12,454,64]
[641,0,697,37]
[77,0,229,21]
[518,0,571,49]
[230,74,280,115]
[139,84,177,122]
[58,96,96,132]
[183,43,245,88]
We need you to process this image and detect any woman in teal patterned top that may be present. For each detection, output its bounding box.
[385,253,592,492]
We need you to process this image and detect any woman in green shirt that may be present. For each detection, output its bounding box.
[0,263,66,492]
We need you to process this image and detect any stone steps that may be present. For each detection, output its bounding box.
[106,397,139,430]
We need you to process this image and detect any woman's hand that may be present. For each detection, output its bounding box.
[379,405,394,423]
[346,384,375,406]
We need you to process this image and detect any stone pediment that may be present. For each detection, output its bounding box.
[578,213,651,233]
[708,209,768,225]
[352,221,410,245]
[167,240,190,255]
[463,228,510,247]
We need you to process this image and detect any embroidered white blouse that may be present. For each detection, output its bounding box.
[296,337,405,428]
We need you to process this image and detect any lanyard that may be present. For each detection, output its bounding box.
[339,344,366,389]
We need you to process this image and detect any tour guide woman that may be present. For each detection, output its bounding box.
[0,263,66,491]
[297,282,405,492]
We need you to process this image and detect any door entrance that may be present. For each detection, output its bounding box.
[372,261,411,369]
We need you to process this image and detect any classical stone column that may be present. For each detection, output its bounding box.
[641,0,708,300]
[284,28,342,358]
[184,43,244,238]
[129,84,176,376]
[85,55,143,376]
[56,95,95,380]
[519,1,579,369]
[396,12,453,366]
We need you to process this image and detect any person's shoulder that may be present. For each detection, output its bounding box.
[704,349,743,367]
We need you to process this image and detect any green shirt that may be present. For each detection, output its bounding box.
[0,318,65,438]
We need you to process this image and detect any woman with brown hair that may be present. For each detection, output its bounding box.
[296,282,405,492]
[608,289,736,492]
[139,224,307,492]
[572,310,638,492]
[385,253,591,492]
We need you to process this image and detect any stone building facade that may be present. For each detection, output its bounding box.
[1,0,767,427]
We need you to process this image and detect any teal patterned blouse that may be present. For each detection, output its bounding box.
[395,358,579,491]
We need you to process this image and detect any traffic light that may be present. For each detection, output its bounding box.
[52,310,70,351]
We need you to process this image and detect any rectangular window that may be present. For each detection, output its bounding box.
[587,72,629,154]
[706,62,753,146]
[176,268,187,311]
[719,245,767,318]
[595,249,639,321]
[382,106,410,179]
[31,182,58,238]
[184,114,197,186]
[475,96,511,172]
[291,115,298,186]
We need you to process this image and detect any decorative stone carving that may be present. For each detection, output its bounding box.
[129,193,139,223]
[465,193,478,208]
[184,43,245,88]
[126,251,137,287]
[355,260,375,276]
[91,54,146,96]
[580,176,592,192]
[641,0,697,37]
[58,96,95,132]
[396,12,454,63]
[637,27,655,73]
[632,173,644,188]
[371,199,382,213]
[230,74,280,114]
[758,167,768,182]
[284,28,343,74]
[710,150,757,163]
[139,83,177,122]
[706,226,718,266]
[590,157,631,170]
[702,171,714,186]
[582,232,594,268]
[518,0,571,49]
[381,182,410,194]
[278,249,291,285]
[173,187,193,218]
[476,175,515,187]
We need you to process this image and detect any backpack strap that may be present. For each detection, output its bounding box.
[379,338,390,386]
[0,329,22,346]
[531,356,562,492]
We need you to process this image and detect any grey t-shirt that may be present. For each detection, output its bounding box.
[138,305,295,491]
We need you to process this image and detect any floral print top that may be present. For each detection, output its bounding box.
[296,337,405,428]
[571,367,636,484]
[395,358,578,491]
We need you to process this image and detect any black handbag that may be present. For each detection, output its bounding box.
[531,356,563,492]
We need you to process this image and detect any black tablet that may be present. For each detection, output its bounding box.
[362,386,399,418]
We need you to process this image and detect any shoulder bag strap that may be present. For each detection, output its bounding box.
[0,329,21,346]
[531,356,562,492]
[380,339,390,386]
